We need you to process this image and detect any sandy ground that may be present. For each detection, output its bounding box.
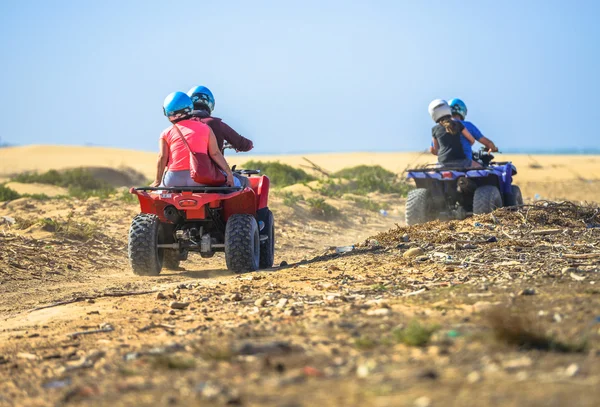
[1,145,599,202]
[0,195,599,407]
[0,146,599,406]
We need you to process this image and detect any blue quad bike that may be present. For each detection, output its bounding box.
[405,151,523,225]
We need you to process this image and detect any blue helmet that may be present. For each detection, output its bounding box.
[187,86,215,112]
[163,92,193,120]
[449,98,468,119]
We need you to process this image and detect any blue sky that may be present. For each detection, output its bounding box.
[1,0,599,154]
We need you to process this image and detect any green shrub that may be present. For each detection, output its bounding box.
[117,189,138,204]
[393,320,438,347]
[11,168,115,199]
[276,191,304,207]
[39,215,99,240]
[346,196,387,212]
[0,184,21,201]
[242,161,315,187]
[306,198,340,220]
[332,165,412,195]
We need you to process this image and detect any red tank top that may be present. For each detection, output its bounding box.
[160,119,210,171]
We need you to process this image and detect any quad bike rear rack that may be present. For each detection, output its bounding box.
[133,186,243,193]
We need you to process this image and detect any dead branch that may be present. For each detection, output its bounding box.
[301,157,330,177]
[30,290,156,312]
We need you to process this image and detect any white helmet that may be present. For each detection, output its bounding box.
[428,99,452,123]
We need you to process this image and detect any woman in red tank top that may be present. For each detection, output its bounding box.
[150,92,235,188]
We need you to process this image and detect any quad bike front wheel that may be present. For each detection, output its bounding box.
[473,185,503,214]
[225,214,260,273]
[506,185,524,207]
[128,214,164,276]
[406,188,431,225]
[259,209,275,269]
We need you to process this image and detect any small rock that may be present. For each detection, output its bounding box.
[237,341,292,356]
[17,352,38,361]
[302,366,324,377]
[467,371,481,383]
[284,307,301,316]
[169,301,189,310]
[516,371,529,381]
[565,363,580,377]
[0,216,16,225]
[156,292,167,300]
[254,297,268,307]
[502,356,533,371]
[229,293,243,301]
[562,267,578,274]
[173,288,181,295]
[366,308,391,317]
[356,364,370,378]
[368,239,380,247]
[471,301,501,313]
[402,233,410,242]
[553,313,563,323]
[279,261,288,267]
[518,288,536,296]
[462,243,477,250]
[403,247,424,259]
[414,396,431,407]
[87,299,95,304]
[276,298,289,308]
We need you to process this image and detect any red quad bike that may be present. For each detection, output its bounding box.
[127,168,274,276]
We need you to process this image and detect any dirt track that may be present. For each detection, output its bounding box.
[1,196,600,406]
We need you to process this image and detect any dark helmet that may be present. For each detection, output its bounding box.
[187,86,215,112]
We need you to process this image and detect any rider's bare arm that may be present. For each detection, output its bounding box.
[208,129,235,186]
[479,136,498,152]
[151,139,169,187]
[461,128,476,145]
[430,142,438,156]
[432,137,440,154]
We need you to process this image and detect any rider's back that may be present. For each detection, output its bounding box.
[432,123,467,165]
[160,119,211,171]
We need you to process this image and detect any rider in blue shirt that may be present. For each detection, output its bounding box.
[430,99,497,160]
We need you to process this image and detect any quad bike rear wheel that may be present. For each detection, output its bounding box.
[406,188,431,225]
[506,185,524,206]
[128,214,164,276]
[473,185,503,214]
[163,250,180,270]
[259,209,275,269]
[225,214,260,273]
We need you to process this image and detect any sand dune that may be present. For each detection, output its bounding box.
[1,145,598,201]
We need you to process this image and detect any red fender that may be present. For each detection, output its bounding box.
[248,176,270,210]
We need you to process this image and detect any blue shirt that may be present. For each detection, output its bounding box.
[430,120,483,160]
[461,121,483,160]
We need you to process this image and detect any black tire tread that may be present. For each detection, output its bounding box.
[225,214,260,273]
[406,188,430,225]
[128,214,163,276]
[259,209,275,269]
[510,185,524,206]
[473,185,503,214]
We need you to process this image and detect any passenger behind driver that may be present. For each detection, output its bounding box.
[428,99,480,168]
[150,92,238,188]
[187,86,254,153]
[429,98,498,160]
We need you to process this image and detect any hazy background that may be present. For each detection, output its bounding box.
[1,0,599,154]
